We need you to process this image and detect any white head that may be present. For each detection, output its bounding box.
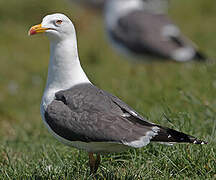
[29,13,76,42]
[29,13,91,107]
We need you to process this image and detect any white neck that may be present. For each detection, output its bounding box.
[42,36,90,107]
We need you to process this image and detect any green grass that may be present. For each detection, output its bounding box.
[0,0,216,179]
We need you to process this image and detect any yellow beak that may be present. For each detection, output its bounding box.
[28,24,49,36]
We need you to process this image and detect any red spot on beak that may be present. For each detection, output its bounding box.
[28,24,43,36]
[29,28,36,36]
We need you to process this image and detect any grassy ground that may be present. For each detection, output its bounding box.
[0,0,216,179]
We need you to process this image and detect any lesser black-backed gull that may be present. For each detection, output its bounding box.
[104,0,208,62]
[29,13,207,174]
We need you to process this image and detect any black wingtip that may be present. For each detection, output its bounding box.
[151,126,208,145]
[194,51,209,62]
[194,51,215,64]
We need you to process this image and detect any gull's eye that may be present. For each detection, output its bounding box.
[56,20,63,25]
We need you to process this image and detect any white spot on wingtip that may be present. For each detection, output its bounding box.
[193,140,197,144]
[168,135,171,138]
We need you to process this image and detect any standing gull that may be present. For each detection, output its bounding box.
[105,0,208,62]
[28,13,207,174]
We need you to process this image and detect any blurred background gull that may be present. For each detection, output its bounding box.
[104,0,210,62]
[0,0,215,179]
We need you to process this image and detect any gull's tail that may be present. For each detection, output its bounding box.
[194,51,214,63]
[151,125,207,145]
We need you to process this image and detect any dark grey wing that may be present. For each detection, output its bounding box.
[109,11,207,61]
[45,83,207,147]
[102,89,207,144]
[45,83,158,147]
[101,90,148,122]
